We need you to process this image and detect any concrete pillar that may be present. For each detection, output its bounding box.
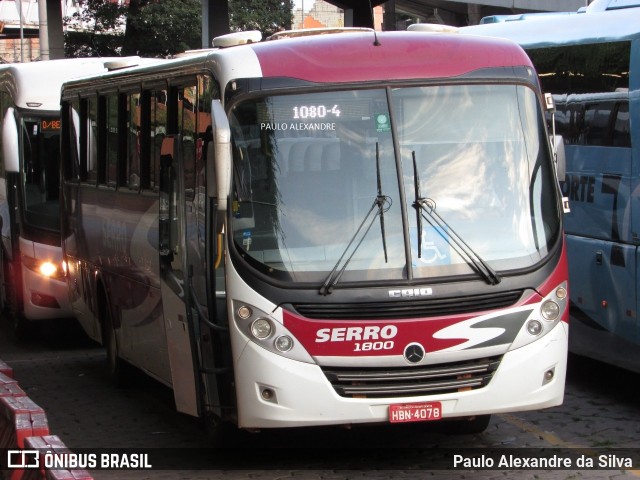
[39,0,65,60]
[351,4,374,27]
[467,3,483,25]
[203,0,230,47]
[383,0,396,31]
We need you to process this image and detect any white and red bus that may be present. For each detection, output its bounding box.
[60,29,568,434]
[0,58,138,337]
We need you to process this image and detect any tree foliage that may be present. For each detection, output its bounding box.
[229,0,294,37]
[123,0,202,57]
[64,0,126,57]
[64,0,295,58]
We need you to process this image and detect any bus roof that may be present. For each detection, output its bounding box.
[0,58,140,111]
[62,31,533,97]
[461,6,640,48]
[245,31,532,83]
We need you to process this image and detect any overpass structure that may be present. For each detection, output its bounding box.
[202,0,588,46]
[1,0,589,62]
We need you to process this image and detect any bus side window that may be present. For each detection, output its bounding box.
[583,102,614,147]
[180,85,197,201]
[0,92,6,179]
[126,92,141,190]
[65,98,82,181]
[612,102,631,148]
[196,75,213,241]
[149,90,167,191]
[567,103,584,146]
[159,136,177,261]
[86,96,98,184]
[104,94,119,187]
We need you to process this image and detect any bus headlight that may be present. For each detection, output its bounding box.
[233,300,314,364]
[527,319,543,336]
[541,300,560,321]
[274,335,294,352]
[22,256,65,280]
[510,281,568,350]
[237,305,252,319]
[39,261,58,277]
[251,318,273,339]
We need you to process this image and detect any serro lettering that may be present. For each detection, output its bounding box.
[315,325,398,343]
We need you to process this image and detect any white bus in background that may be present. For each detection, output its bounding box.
[0,58,141,337]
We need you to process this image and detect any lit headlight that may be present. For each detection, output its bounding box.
[39,261,58,277]
[23,256,64,280]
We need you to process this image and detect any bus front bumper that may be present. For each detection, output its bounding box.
[233,321,568,429]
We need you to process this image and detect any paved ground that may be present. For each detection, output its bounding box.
[1,317,639,479]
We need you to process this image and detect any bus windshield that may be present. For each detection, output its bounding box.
[229,83,561,285]
[21,116,61,232]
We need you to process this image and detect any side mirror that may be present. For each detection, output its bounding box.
[552,134,566,180]
[209,100,231,213]
[543,93,566,180]
[2,108,19,173]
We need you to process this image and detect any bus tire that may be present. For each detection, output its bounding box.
[441,414,491,434]
[103,299,128,386]
[1,252,30,340]
[0,248,7,313]
[204,412,242,447]
[11,313,31,341]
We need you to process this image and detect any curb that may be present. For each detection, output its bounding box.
[0,359,94,480]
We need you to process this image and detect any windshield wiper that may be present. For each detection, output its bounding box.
[411,151,501,286]
[375,142,389,264]
[319,143,391,295]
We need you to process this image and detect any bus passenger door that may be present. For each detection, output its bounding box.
[158,135,200,417]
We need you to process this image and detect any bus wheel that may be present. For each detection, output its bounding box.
[3,256,31,341]
[11,313,31,341]
[441,414,491,434]
[0,249,6,313]
[204,412,242,447]
[103,306,128,386]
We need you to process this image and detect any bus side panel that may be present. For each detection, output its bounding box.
[63,183,100,341]
[112,191,169,384]
[67,185,170,384]
[0,177,9,257]
[567,235,640,369]
[562,137,640,370]
[561,145,632,243]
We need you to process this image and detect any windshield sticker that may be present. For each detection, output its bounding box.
[411,225,451,265]
[242,230,252,250]
[375,113,391,132]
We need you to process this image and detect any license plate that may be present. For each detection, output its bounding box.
[389,402,442,423]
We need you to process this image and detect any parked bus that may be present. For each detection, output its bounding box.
[60,29,568,434]
[0,58,140,337]
[463,0,640,373]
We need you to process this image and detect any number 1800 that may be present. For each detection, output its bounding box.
[354,341,394,352]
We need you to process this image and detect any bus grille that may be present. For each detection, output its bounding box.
[322,356,502,398]
[292,290,522,320]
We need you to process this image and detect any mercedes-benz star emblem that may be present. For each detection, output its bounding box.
[404,343,425,364]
